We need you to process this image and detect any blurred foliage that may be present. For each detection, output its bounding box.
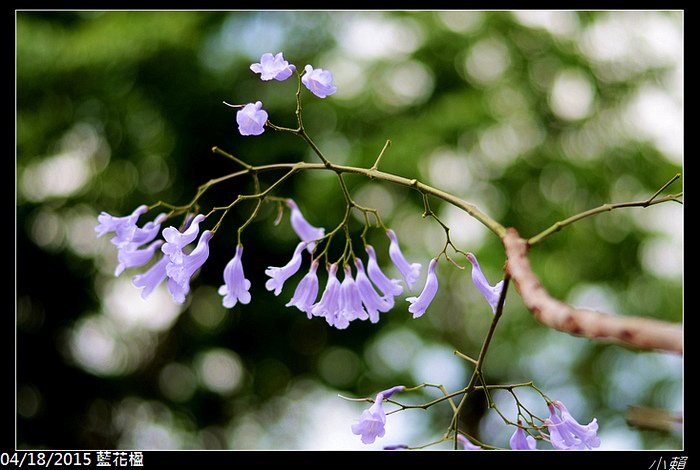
[16,10,682,450]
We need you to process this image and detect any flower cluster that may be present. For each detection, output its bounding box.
[356,393,600,451]
[264,202,434,329]
[97,209,216,304]
[237,52,337,136]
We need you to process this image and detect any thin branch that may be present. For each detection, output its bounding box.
[503,228,682,355]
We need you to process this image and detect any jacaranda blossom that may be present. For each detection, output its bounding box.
[387,229,421,289]
[95,204,148,240]
[311,263,346,328]
[115,240,163,276]
[219,245,251,308]
[161,214,206,265]
[132,255,169,299]
[301,64,337,98]
[338,265,369,323]
[351,392,387,444]
[466,252,504,314]
[236,101,268,136]
[365,245,403,304]
[250,52,296,81]
[265,241,306,296]
[509,425,537,450]
[355,258,392,324]
[406,258,438,319]
[287,199,324,252]
[545,400,601,450]
[351,385,404,445]
[96,206,167,276]
[456,434,481,450]
[166,230,213,304]
[286,260,320,317]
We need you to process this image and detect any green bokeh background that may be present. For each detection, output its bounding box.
[16,10,683,450]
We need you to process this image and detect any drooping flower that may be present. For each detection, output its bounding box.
[509,425,537,450]
[161,214,206,265]
[301,64,337,98]
[95,204,148,240]
[338,265,369,323]
[97,206,167,276]
[265,241,306,296]
[166,230,213,304]
[219,245,251,308]
[545,400,601,450]
[287,199,324,253]
[406,258,439,318]
[236,101,268,136]
[115,240,164,276]
[456,434,481,450]
[311,263,346,328]
[351,392,387,445]
[387,229,421,289]
[250,52,296,81]
[132,255,169,299]
[466,252,504,315]
[365,245,403,304]
[355,258,392,324]
[286,260,320,318]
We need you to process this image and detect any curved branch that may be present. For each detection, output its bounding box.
[503,228,682,355]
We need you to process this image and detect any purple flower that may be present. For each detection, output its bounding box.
[456,434,481,450]
[338,265,369,323]
[355,258,392,324]
[97,206,167,276]
[250,52,296,81]
[365,245,403,304]
[161,214,206,265]
[166,230,213,304]
[219,245,251,308]
[286,260,320,318]
[466,252,504,314]
[301,64,337,98]
[509,425,536,450]
[545,401,600,450]
[265,241,306,296]
[115,240,164,276]
[311,264,345,328]
[95,204,148,240]
[351,392,387,444]
[287,199,324,253]
[387,229,421,289]
[406,258,438,318]
[132,255,169,299]
[237,101,268,136]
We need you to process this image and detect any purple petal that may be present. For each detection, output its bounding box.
[387,229,421,289]
[406,259,438,318]
[286,260,320,317]
[219,245,252,308]
[301,64,337,98]
[351,393,387,444]
[466,253,504,314]
[509,426,537,450]
[365,245,403,300]
[236,101,268,136]
[355,258,392,323]
[264,242,306,296]
[132,255,169,299]
[287,199,324,252]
